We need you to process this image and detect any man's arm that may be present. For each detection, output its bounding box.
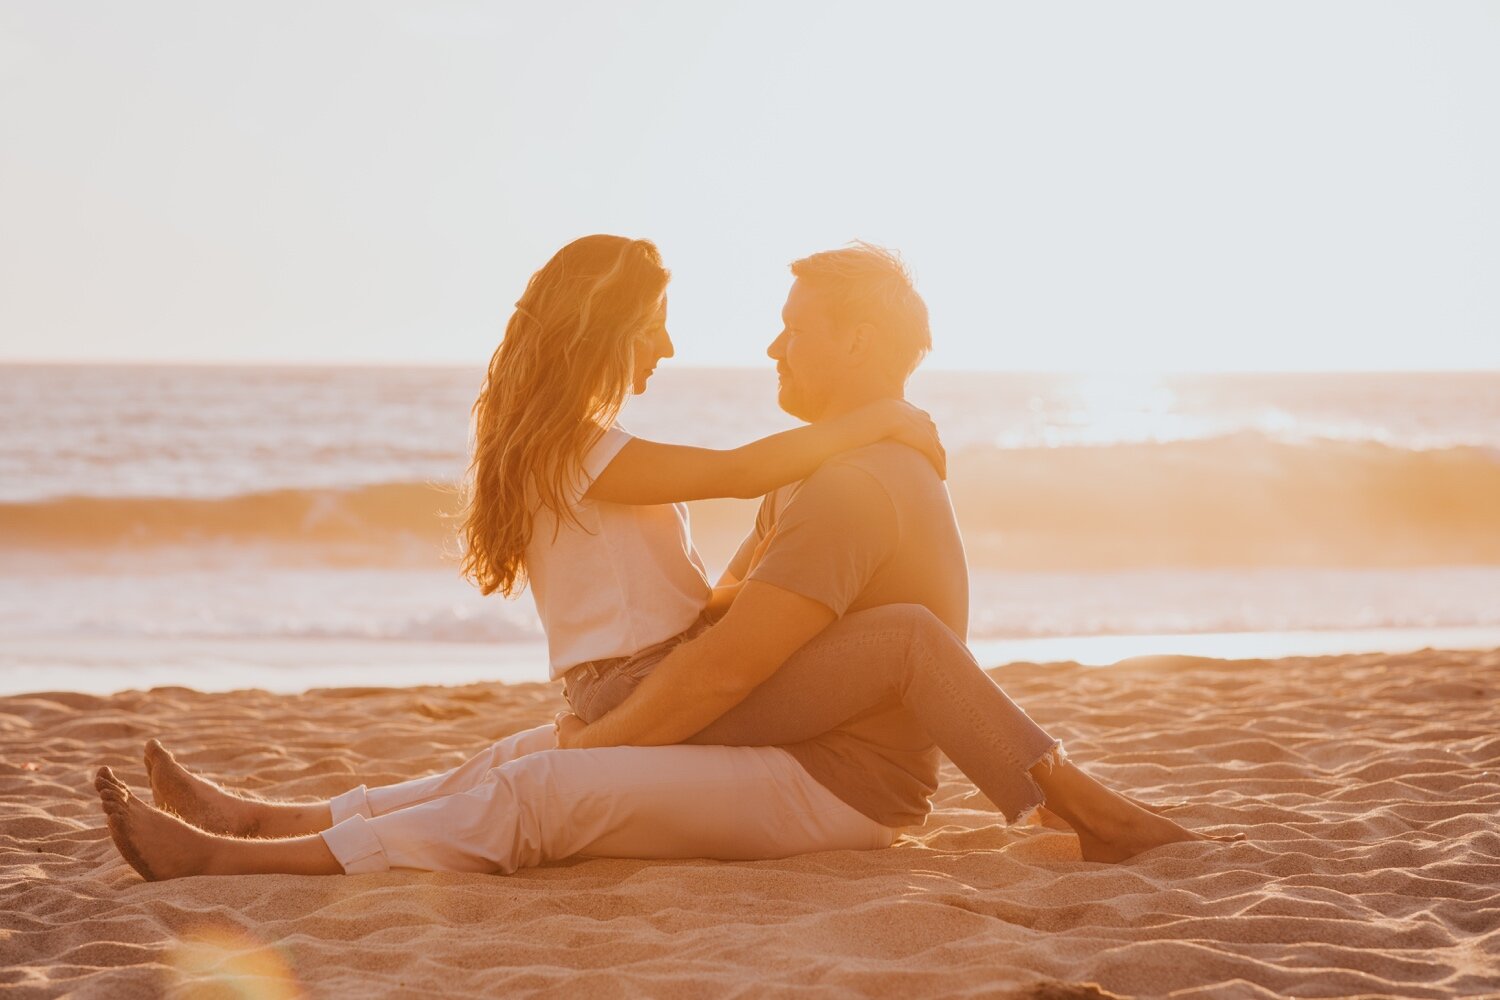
[702,492,782,616]
[566,580,834,749]
[563,458,898,750]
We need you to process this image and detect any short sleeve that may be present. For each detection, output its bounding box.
[746,461,898,617]
[722,489,785,581]
[723,527,761,583]
[573,425,633,502]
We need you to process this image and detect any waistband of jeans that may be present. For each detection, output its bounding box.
[566,613,713,681]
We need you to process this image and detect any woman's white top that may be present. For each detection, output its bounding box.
[525,424,711,679]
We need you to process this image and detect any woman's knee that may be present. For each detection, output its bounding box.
[487,748,563,791]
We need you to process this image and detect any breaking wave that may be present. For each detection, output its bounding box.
[5,435,1499,569]
[1,481,461,558]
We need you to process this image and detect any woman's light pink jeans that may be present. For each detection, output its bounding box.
[318,605,1060,874]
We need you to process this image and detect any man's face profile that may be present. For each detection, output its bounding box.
[768,279,842,422]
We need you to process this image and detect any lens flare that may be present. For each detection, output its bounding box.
[165,926,304,999]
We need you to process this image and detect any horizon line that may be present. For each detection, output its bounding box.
[3,358,1499,378]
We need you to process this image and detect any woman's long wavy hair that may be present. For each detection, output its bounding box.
[460,235,669,597]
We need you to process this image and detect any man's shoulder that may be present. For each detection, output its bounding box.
[760,442,935,525]
[822,441,937,494]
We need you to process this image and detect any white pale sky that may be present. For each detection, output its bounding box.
[1,1,1496,371]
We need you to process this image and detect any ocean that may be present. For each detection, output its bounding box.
[3,364,1498,694]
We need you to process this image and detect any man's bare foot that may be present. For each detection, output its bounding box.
[143,739,261,837]
[95,766,221,880]
[1131,794,1189,816]
[1073,807,1242,863]
[1037,802,1241,852]
[1034,761,1244,862]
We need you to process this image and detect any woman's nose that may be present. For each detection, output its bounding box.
[660,329,675,359]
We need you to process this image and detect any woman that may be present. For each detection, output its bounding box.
[98,236,1235,880]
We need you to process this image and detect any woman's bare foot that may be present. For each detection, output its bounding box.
[143,740,332,838]
[143,740,260,836]
[95,766,220,880]
[96,767,343,879]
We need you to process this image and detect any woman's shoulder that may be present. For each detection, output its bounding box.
[579,422,633,488]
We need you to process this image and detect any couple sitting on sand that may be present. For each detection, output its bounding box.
[97,236,1239,880]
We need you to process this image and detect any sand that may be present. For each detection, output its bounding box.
[3,649,1498,999]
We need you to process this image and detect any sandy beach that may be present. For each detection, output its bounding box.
[7,0,1499,994]
[3,647,1497,998]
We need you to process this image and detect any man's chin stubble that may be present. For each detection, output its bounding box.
[777,389,812,423]
[775,378,814,420]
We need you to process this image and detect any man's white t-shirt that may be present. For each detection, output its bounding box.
[525,425,711,679]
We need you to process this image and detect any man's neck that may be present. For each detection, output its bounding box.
[816,385,904,421]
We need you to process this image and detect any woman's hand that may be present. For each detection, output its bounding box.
[554,710,588,749]
[875,400,947,480]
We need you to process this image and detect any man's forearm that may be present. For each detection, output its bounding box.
[575,632,750,748]
[571,581,836,750]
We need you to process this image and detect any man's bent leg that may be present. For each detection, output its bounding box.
[329,724,557,825]
[687,605,1061,823]
[320,744,894,875]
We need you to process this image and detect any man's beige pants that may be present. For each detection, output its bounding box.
[319,725,895,875]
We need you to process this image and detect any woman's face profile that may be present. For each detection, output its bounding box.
[630,295,673,394]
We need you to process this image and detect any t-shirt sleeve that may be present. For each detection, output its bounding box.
[723,526,761,583]
[746,462,898,616]
[573,425,633,502]
[722,491,782,581]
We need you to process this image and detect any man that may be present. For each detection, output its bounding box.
[555,241,968,836]
[100,245,1213,879]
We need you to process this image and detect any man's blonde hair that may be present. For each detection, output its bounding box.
[789,242,931,380]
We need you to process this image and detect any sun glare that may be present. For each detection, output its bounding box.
[1049,373,1204,446]
[166,926,304,999]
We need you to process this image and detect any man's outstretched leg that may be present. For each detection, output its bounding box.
[680,604,1238,859]
[143,724,557,838]
[99,742,892,880]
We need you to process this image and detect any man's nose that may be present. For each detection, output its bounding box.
[767,330,787,359]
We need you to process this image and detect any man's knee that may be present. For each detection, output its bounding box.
[849,603,950,642]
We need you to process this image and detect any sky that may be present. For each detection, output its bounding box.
[1,1,1496,372]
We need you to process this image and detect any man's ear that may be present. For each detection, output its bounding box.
[845,321,879,368]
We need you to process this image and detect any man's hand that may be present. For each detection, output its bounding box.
[553,710,588,749]
[564,581,836,750]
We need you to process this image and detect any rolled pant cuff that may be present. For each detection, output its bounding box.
[1013,741,1068,827]
[328,783,374,824]
[320,814,390,874]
